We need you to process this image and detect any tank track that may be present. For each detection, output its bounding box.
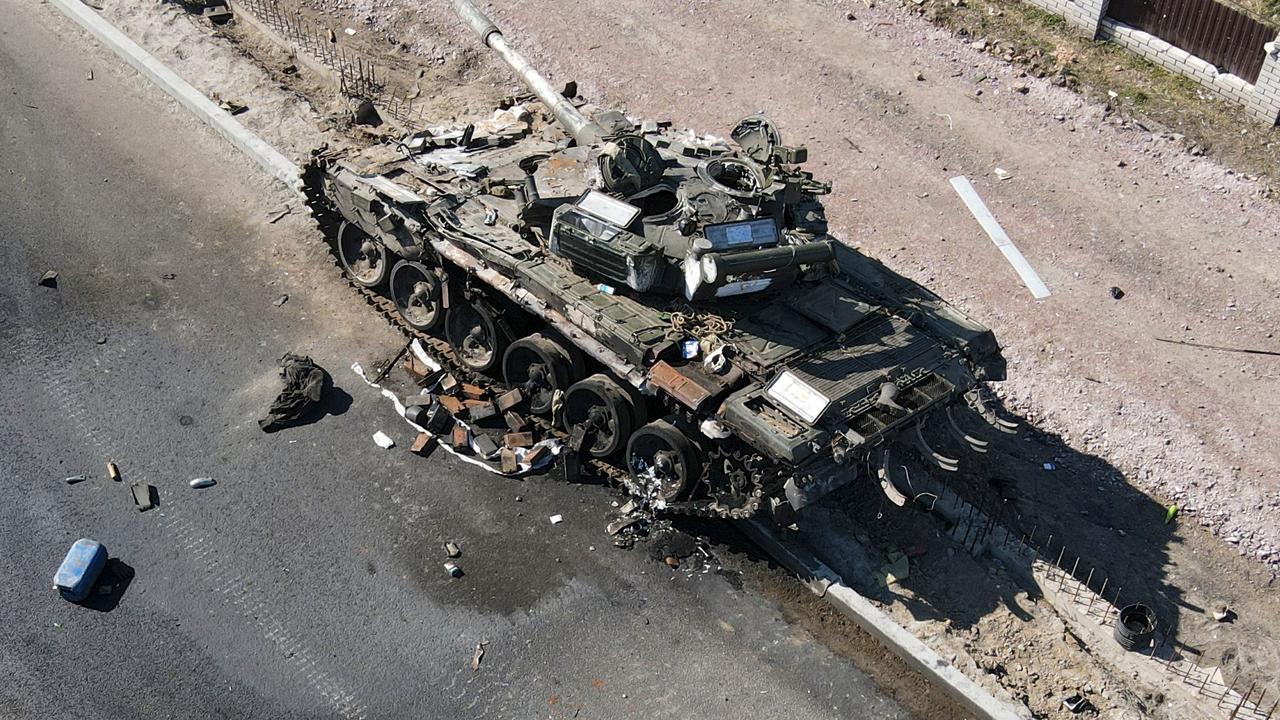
[302,173,766,519]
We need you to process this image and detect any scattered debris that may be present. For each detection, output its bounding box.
[495,388,523,412]
[38,270,58,288]
[201,4,234,24]
[606,515,642,536]
[1109,286,1125,299]
[54,538,108,602]
[993,167,1013,181]
[1113,603,1156,650]
[1212,605,1236,622]
[878,550,910,586]
[1043,462,1056,471]
[445,542,461,558]
[470,641,487,671]
[130,482,156,512]
[443,561,463,578]
[498,447,518,474]
[1061,694,1093,713]
[524,443,552,467]
[259,354,331,432]
[450,425,470,450]
[273,293,289,307]
[1154,337,1280,357]
[211,93,247,115]
[64,474,88,485]
[549,514,563,525]
[189,477,216,489]
[1164,503,1179,523]
[372,431,395,449]
[648,528,697,564]
[344,27,356,35]
[410,432,438,457]
[472,433,499,458]
[106,460,121,482]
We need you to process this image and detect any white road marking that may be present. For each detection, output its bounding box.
[950,176,1051,300]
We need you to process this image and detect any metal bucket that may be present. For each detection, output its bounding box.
[1114,603,1156,651]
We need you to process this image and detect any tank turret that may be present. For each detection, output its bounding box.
[450,0,837,300]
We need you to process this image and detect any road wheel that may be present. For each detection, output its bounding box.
[389,260,444,332]
[337,221,391,288]
[627,419,700,501]
[561,374,635,458]
[445,299,506,374]
[502,335,574,416]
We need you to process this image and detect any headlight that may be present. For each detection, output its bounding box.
[766,370,830,425]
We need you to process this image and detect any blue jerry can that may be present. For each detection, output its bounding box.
[54,539,108,602]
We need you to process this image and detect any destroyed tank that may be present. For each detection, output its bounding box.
[305,0,1013,519]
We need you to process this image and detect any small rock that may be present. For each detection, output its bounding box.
[970,39,988,51]
[994,168,1012,181]
[372,431,395,449]
[95,335,107,345]
[915,71,925,81]
[1109,286,1125,299]
[38,270,58,288]
[1014,83,1029,94]
[273,294,289,307]
[549,514,563,525]
[445,542,461,558]
[846,10,856,19]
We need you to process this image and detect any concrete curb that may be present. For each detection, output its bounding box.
[48,0,303,195]
[740,519,1033,720]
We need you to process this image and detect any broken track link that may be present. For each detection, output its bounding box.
[301,171,762,519]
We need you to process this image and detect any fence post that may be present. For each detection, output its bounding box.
[1247,38,1280,127]
[1067,0,1111,39]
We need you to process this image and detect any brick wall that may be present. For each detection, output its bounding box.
[1097,20,1280,124]
[1251,41,1280,125]
[1022,0,1111,37]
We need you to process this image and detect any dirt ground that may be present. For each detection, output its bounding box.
[93,0,1279,717]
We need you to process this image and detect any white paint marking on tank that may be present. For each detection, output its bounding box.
[949,176,1051,300]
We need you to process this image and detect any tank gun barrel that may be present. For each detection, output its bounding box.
[450,0,605,146]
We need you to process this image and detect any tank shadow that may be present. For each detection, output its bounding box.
[788,396,1190,657]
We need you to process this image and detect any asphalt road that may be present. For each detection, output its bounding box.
[0,3,917,718]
